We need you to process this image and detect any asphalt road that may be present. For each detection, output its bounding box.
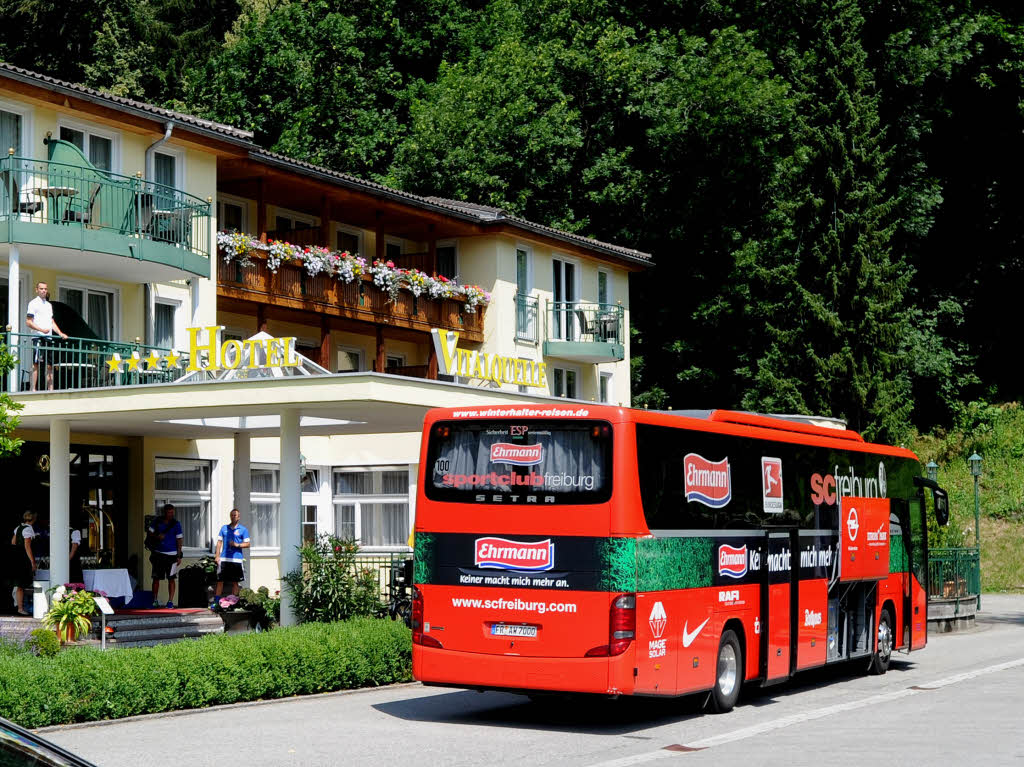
[43,594,1024,767]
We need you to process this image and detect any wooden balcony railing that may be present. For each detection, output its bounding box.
[217,252,485,341]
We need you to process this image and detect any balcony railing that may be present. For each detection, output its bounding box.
[545,302,624,344]
[2,332,189,393]
[1,147,211,275]
[217,251,485,341]
[515,293,539,343]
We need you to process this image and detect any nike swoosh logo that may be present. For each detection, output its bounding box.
[682,618,710,648]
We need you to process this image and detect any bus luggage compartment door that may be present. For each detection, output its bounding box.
[635,592,681,695]
[761,530,797,683]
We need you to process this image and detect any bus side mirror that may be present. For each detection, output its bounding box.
[934,488,949,526]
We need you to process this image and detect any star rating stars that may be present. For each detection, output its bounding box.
[105,350,182,373]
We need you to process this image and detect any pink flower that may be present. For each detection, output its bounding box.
[386,260,394,268]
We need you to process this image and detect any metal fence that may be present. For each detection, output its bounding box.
[2,331,189,392]
[927,546,981,614]
[545,302,624,345]
[354,554,412,600]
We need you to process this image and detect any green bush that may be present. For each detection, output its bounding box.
[281,535,382,623]
[26,628,60,658]
[0,618,411,728]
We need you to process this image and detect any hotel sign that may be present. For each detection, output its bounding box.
[105,326,300,373]
[431,329,547,389]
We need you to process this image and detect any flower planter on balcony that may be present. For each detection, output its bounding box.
[217,251,485,341]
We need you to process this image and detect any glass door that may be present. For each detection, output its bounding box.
[552,258,577,340]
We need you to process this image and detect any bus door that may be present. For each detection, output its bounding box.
[906,494,928,650]
[761,529,798,683]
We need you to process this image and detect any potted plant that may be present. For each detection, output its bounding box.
[42,584,99,644]
[178,555,217,607]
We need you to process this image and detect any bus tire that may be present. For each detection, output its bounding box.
[869,607,893,676]
[709,629,742,713]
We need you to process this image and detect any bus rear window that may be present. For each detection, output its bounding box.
[425,420,612,504]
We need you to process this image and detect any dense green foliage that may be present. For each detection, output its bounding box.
[0,618,412,728]
[3,0,1024,438]
[281,535,382,623]
[912,401,1024,589]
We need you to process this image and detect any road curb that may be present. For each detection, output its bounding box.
[34,681,423,734]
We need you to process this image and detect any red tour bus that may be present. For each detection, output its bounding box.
[411,404,949,711]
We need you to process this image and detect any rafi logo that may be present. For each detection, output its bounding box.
[474,537,554,572]
[684,453,732,508]
[718,544,748,579]
[718,590,740,603]
[649,601,667,639]
[490,443,544,466]
[847,508,860,541]
[762,457,783,514]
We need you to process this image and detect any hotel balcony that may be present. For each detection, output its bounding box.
[543,302,625,363]
[216,245,485,344]
[1,141,211,281]
[2,331,189,393]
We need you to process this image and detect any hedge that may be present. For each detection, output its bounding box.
[0,618,412,728]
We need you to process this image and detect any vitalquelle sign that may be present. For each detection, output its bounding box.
[431,329,547,389]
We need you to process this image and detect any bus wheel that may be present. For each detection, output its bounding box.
[710,629,742,713]
[869,608,893,676]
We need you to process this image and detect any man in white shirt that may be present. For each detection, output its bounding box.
[26,281,68,391]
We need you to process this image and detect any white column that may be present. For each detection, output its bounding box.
[278,409,301,626]
[49,419,71,587]
[190,278,201,327]
[7,246,19,392]
[232,431,252,585]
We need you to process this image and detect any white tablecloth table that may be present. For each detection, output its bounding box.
[83,569,133,600]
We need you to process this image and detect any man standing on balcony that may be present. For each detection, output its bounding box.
[26,281,68,391]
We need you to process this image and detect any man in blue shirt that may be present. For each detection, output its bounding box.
[147,503,183,608]
[213,508,250,605]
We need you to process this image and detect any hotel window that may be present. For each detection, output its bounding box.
[218,195,248,233]
[600,372,613,404]
[332,467,410,548]
[515,247,536,341]
[336,226,361,256]
[154,300,177,350]
[337,346,365,372]
[249,465,321,550]
[437,241,457,277]
[250,465,281,550]
[0,109,22,157]
[59,125,114,171]
[385,239,403,261]
[154,459,213,550]
[552,366,578,399]
[598,269,611,305]
[59,285,115,340]
[276,212,315,232]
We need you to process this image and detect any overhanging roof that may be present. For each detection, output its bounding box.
[13,372,563,439]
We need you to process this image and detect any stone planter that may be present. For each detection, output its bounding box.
[219,610,257,634]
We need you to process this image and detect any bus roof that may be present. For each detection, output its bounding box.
[424,404,919,462]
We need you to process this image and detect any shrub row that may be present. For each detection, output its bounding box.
[0,618,412,728]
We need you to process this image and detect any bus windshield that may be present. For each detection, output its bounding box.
[425,420,612,504]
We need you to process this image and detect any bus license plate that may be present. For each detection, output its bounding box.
[491,624,538,638]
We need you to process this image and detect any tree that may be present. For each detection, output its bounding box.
[738,0,913,441]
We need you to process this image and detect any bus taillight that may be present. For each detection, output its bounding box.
[411,586,442,648]
[585,593,636,657]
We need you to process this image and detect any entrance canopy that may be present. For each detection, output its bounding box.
[13,372,560,624]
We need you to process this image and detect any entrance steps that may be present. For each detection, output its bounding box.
[99,609,224,648]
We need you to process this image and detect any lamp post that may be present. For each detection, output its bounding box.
[926,461,938,482]
[969,452,982,610]
[969,453,982,548]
